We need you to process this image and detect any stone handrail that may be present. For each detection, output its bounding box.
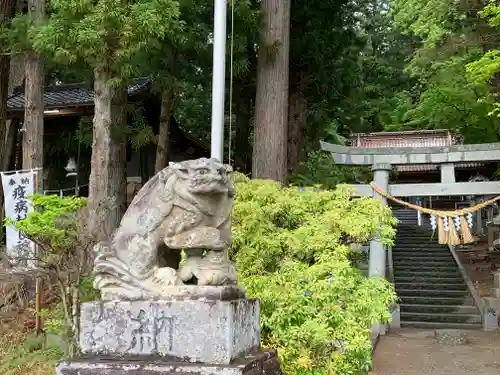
[447,244,485,312]
[386,245,394,285]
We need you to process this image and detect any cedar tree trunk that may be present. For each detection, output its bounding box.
[287,82,307,173]
[88,65,128,241]
[252,0,291,184]
[23,0,45,171]
[154,86,174,173]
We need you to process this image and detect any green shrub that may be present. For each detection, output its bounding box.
[6,194,96,355]
[232,175,397,375]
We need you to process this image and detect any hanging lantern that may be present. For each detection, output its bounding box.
[65,157,77,177]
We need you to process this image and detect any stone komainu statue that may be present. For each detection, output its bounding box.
[93,158,238,301]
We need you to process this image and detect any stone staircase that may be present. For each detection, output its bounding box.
[392,209,482,329]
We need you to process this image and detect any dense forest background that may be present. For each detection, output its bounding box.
[2,0,500,196]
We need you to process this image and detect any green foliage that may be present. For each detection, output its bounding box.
[232,175,397,374]
[466,4,500,86]
[6,195,96,355]
[125,106,156,149]
[467,50,500,83]
[39,275,98,341]
[0,330,61,375]
[387,0,500,142]
[391,0,459,48]
[402,55,499,143]
[32,0,182,77]
[289,151,372,189]
[6,195,87,253]
[39,305,66,336]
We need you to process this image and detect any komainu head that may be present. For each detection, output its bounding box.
[166,158,234,196]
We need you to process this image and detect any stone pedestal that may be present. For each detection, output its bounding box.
[389,304,400,330]
[490,272,500,298]
[56,351,281,375]
[57,299,280,375]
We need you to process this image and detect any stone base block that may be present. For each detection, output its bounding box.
[483,306,499,332]
[435,329,468,345]
[490,287,500,299]
[389,305,400,330]
[80,299,260,364]
[56,352,281,375]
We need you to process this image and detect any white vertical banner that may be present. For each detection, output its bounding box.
[1,170,37,269]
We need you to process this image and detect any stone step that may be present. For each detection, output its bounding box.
[393,249,451,253]
[393,258,453,263]
[395,276,463,283]
[396,230,433,233]
[400,321,482,330]
[396,289,468,297]
[397,230,436,232]
[399,295,475,305]
[393,260,457,267]
[394,242,446,247]
[396,282,467,291]
[400,311,482,324]
[394,245,445,249]
[396,235,435,238]
[393,248,448,253]
[400,304,480,314]
[394,242,444,246]
[393,260,456,266]
[395,269,461,277]
[393,266,459,274]
[395,277,463,285]
[395,237,439,241]
[397,234,434,237]
[393,258,451,265]
[393,258,454,263]
[392,251,453,261]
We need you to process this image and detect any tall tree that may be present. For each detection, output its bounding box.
[0,0,16,168]
[155,80,175,173]
[23,0,45,171]
[389,0,500,142]
[253,0,291,183]
[33,0,181,240]
[0,0,16,223]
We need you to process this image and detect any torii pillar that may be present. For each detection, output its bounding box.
[369,163,391,278]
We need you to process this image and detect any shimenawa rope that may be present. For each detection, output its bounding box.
[370,182,500,245]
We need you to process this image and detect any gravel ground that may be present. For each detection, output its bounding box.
[371,329,500,375]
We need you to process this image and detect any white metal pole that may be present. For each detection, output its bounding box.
[210,0,227,161]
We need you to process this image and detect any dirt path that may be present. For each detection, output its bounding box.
[371,329,500,375]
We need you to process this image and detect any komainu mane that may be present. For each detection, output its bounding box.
[93,158,238,300]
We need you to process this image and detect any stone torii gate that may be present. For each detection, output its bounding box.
[320,141,500,279]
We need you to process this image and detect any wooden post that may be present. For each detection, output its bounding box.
[35,276,42,332]
[23,0,45,170]
[24,0,45,334]
[33,168,43,333]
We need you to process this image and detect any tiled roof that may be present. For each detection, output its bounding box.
[350,130,456,148]
[397,162,481,173]
[7,77,150,110]
[349,130,481,172]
